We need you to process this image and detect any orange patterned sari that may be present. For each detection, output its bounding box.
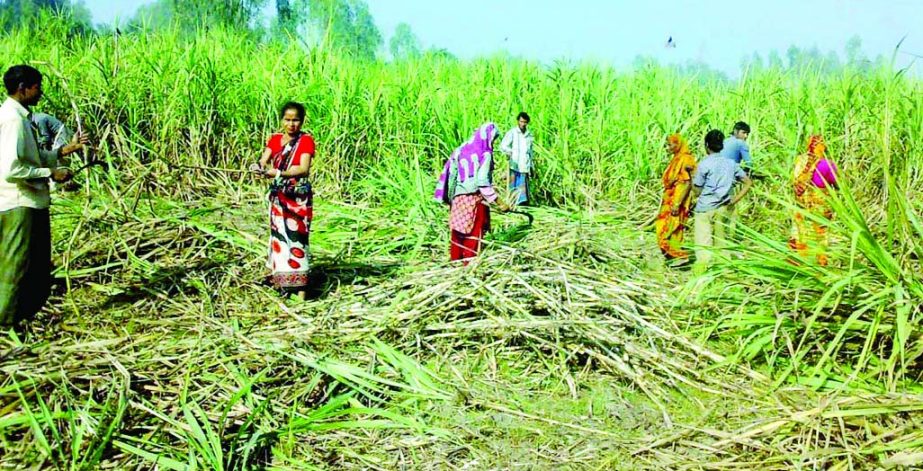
[789,135,833,266]
[656,134,697,259]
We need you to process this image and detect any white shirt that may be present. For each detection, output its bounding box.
[0,97,59,211]
[500,127,534,174]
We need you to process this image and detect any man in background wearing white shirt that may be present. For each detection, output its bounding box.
[0,65,87,328]
[500,112,534,206]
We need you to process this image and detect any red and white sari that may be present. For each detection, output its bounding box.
[266,132,315,290]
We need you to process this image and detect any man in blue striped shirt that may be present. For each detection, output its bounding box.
[720,121,751,168]
[719,121,752,244]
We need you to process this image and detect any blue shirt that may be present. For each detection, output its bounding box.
[692,153,747,213]
[720,136,751,166]
[31,113,70,152]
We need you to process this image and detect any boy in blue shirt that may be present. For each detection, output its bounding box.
[691,129,753,272]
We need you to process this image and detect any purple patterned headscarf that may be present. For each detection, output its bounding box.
[434,123,499,204]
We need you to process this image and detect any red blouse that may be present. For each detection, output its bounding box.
[266,133,316,168]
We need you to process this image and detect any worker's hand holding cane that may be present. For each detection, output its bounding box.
[73,130,90,147]
[52,131,92,184]
[61,131,90,157]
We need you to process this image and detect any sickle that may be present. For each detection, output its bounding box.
[72,160,109,175]
[507,209,534,226]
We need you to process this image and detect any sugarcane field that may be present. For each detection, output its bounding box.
[1,2,923,470]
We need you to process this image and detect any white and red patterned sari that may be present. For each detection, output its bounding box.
[266,132,315,290]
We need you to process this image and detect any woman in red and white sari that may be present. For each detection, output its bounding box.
[252,102,315,299]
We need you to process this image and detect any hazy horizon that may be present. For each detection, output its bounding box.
[84,0,923,77]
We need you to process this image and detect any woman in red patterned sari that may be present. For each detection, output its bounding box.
[252,102,315,299]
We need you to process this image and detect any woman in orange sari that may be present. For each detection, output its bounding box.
[789,135,838,266]
[656,134,697,262]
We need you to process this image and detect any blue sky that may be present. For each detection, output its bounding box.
[84,0,923,76]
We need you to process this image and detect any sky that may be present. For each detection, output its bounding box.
[83,0,923,77]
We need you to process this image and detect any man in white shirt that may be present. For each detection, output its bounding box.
[500,112,534,206]
[0,65,87,328]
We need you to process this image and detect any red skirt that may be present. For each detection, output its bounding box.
[450,200,489,262]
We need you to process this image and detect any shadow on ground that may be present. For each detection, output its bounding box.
[303,260,401,300]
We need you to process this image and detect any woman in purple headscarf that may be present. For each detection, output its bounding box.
[435,123,509,262]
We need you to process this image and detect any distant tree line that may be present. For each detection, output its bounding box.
[0,0,439,62]
[0,0,92,34]
[741,36,887,75]
[630,35,888,81]
[0,1,892,72]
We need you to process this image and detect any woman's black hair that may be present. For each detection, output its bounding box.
[705,129,725,153]
[280,101,306,120]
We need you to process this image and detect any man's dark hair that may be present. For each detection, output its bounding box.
[3,65,42,95]
[517,112,531,123]
[733,121,751,134]
[705,129,725,153]
[279,101,306,120]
